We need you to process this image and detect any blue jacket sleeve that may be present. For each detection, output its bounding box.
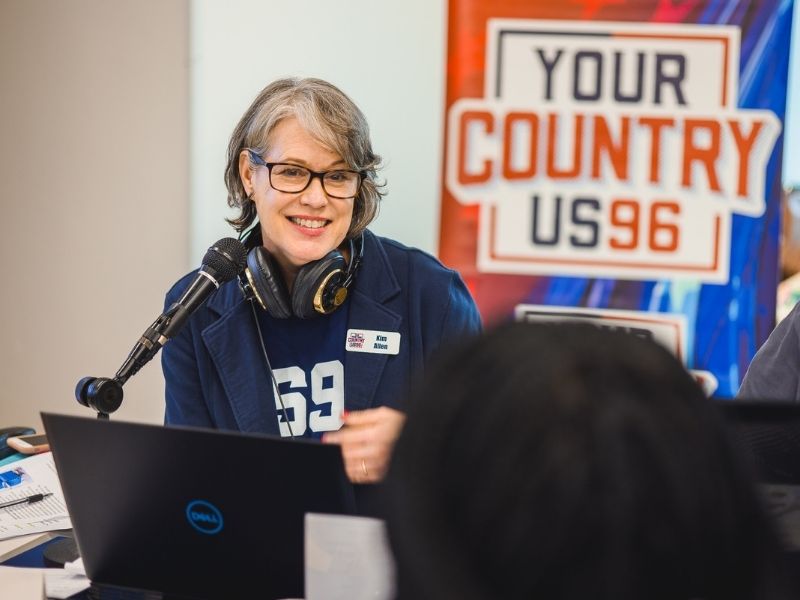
[440,271,482,342]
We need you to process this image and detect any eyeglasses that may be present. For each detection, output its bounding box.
[247,149,363,199]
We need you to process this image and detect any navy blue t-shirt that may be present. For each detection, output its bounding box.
[257,304,350,439]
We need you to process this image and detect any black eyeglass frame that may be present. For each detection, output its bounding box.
[247,149,364,199]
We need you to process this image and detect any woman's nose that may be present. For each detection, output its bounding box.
[299,175,329,207]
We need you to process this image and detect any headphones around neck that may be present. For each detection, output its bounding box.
[238,226,363,319]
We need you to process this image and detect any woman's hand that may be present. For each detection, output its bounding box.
[322,406,406,484]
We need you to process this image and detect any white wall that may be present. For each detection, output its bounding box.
[190,0,448,262]
[0,1,189,429]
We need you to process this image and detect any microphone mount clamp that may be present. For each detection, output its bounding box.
[75,307,180,419]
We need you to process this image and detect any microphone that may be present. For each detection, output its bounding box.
[77,238,248,415]
[116,237,248,382]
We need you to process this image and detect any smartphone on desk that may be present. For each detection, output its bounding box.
[7,434,50,455]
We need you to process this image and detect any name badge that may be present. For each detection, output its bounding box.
[345,329,401,355]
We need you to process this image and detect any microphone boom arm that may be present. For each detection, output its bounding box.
[75,237,247,419]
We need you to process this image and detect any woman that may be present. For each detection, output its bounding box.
[162,77,481,500]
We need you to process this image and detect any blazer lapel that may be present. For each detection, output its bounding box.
[344,232,402,411]
[202,296,281,434]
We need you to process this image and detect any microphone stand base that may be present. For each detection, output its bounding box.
[42,536,80,568]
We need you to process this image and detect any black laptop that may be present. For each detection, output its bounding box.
[42,413,356,600]
[716,400,800,554]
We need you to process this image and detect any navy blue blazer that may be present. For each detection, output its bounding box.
[162,230,482,433]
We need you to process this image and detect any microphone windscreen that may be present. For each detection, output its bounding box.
[203,238,247,282]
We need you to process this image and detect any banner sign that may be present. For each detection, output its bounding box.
[439,1,793,397]
[515,304,719,395]
[515,304,688,359]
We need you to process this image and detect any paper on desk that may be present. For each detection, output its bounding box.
[305,513,396,600]
[45,557,90,599]
[0,565,46,600]
[0,453,71,540]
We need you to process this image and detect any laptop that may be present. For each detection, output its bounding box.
[41,412,356,600]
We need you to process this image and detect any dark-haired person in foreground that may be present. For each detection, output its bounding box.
[161,78,481,508]
[388,321,795,600]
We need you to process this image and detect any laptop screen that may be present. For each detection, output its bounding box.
[42,412,356,600]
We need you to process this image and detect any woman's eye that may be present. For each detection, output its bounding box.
[276,166,306,178]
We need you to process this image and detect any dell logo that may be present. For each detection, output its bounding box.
[185,500,224,535]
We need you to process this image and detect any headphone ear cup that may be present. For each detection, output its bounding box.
[246,247,293,319]
[292,251,347,319]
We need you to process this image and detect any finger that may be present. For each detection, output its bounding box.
[352,457,387,484]
[344,458,374,484]
[344,462,360,483]
[324,426,373,448]
[321,431,341,445]
[351,458,380,484]
[340,443,373,461]
[341,441,381,475]
[323,413,376,444]
[342,407,385,426]
[331,435,376,480]
[323,423,372,444]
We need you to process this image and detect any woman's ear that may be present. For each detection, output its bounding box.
[239,150,254,197]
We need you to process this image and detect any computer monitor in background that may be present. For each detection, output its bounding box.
[716,400,800,554]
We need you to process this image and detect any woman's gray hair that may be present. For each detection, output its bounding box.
[224,77,385,237]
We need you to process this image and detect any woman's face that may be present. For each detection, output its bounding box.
[240,117,355,283]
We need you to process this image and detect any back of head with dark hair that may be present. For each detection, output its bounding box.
[388,321,793,600]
